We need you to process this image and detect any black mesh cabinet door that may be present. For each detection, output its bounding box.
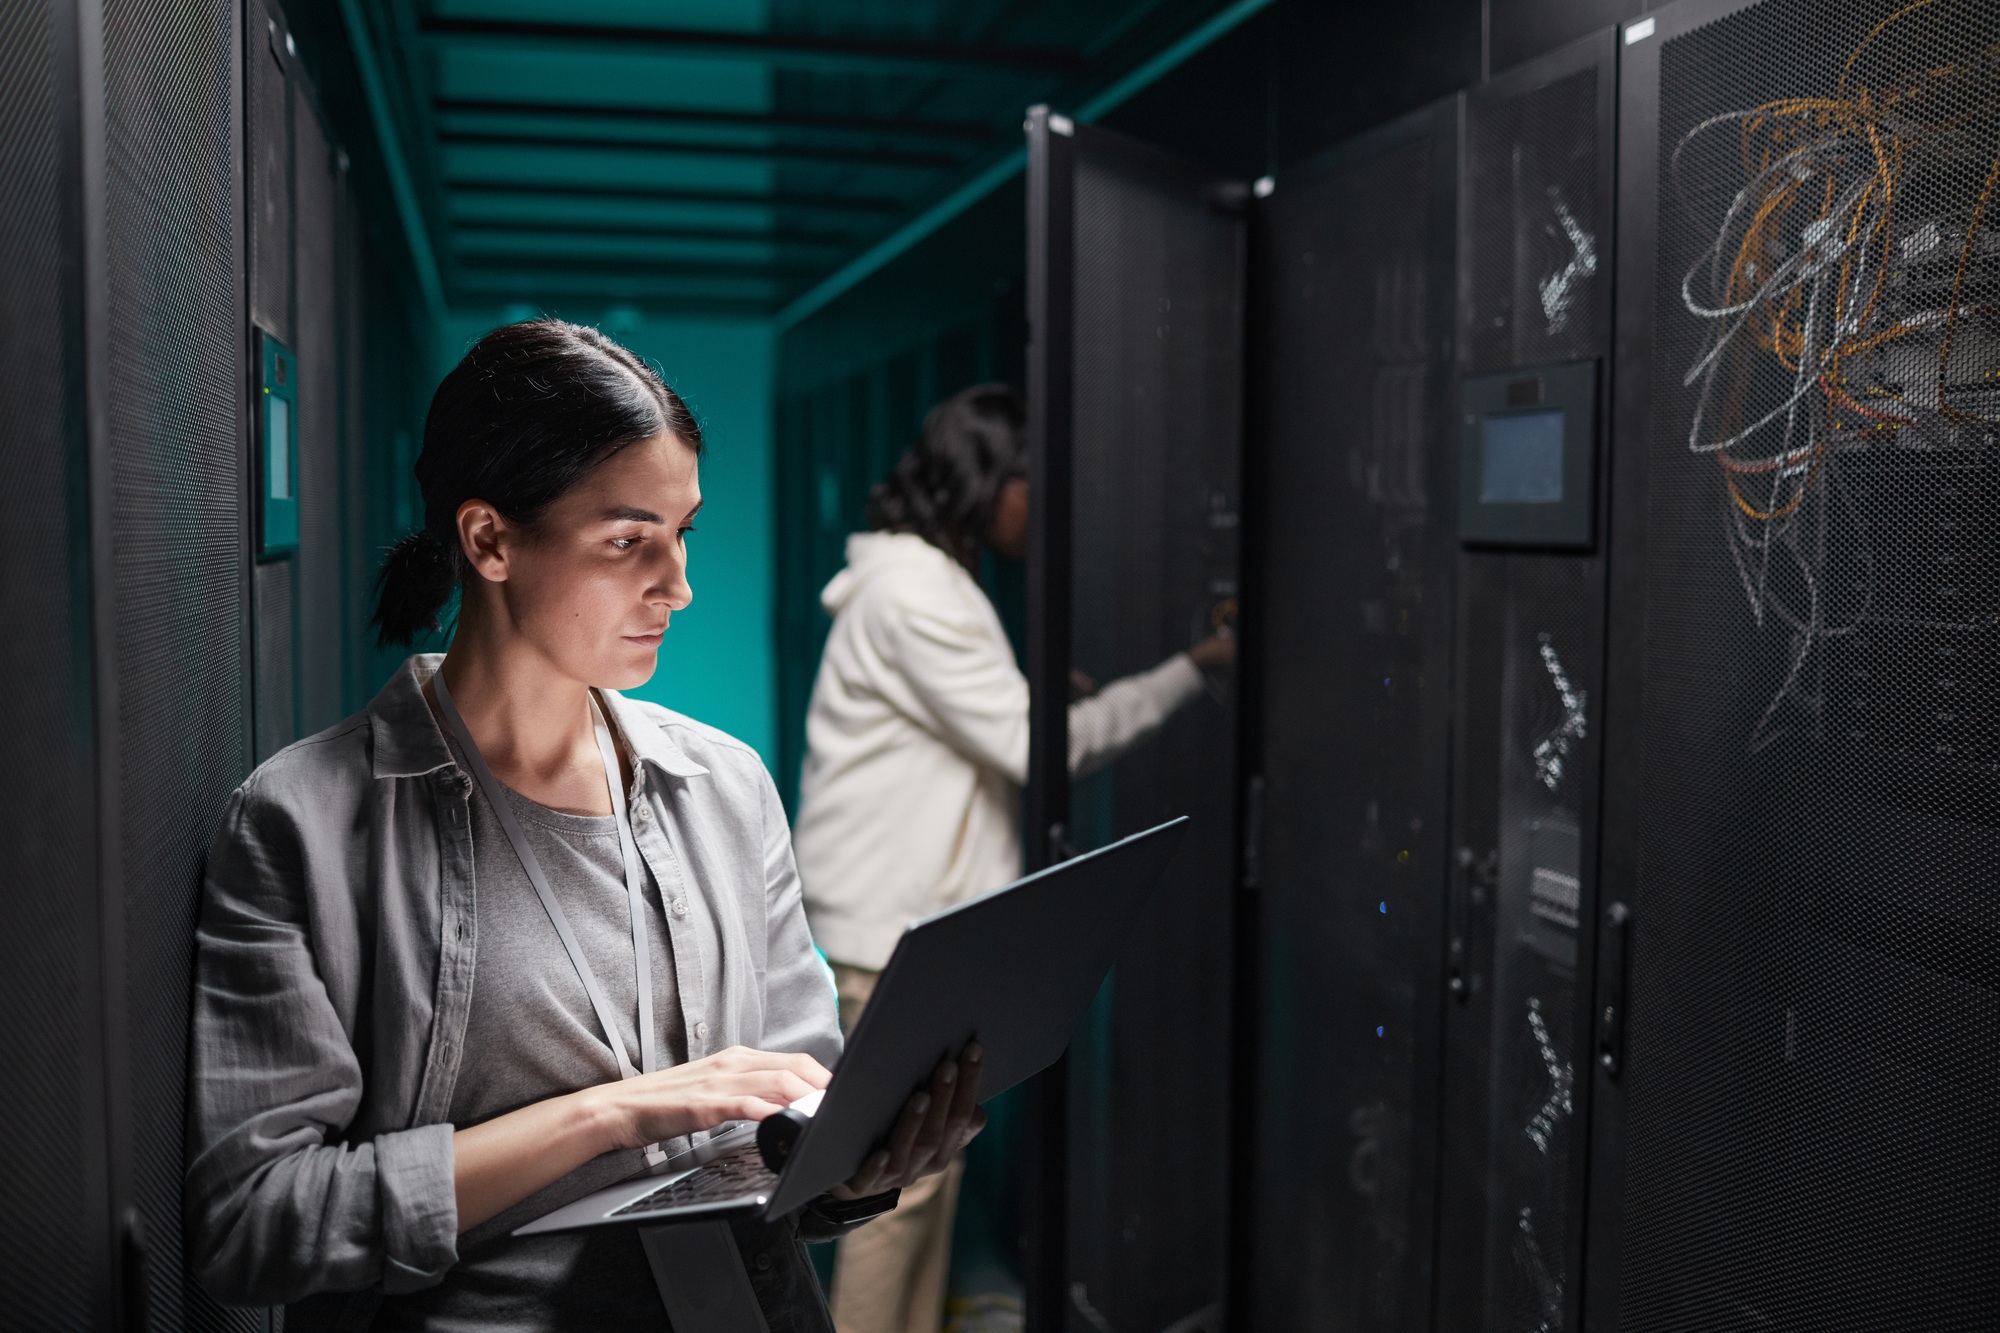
[103,0,256,1325]
[0,0,116,1320]
[1025,110,1246,1333]
[1241,98,1461,1333]
[1433,29,1619,1333]
[1593,0,2000,1328]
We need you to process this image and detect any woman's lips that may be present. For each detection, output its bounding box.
[624,630,666,647]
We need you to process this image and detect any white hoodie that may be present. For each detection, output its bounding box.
[794,531,1204,970]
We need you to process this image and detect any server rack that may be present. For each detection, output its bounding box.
[1237,96,1462,1333]
[1591,0,2000,1327]
[1024,108,1247,1333]
[0,0,117,1322]
[98,0,257,1325]
[248,0,293,758]
[2,0,363,1320]
[250,0,351,759]
[1433,30,1621,1333]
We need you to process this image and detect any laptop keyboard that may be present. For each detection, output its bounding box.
[609,1142,778,1217]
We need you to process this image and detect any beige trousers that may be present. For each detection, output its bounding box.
[828,963,965,1333]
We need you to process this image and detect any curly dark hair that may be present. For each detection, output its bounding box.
[866,383,1027,567]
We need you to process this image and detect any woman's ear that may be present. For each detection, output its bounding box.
[456,499,512,584]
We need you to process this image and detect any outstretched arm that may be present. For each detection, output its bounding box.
[1068,630,1232,778]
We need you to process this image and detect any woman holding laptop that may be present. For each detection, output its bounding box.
[185,320,979,1331]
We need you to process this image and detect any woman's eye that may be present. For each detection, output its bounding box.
[679,525,697,540]
[611,536,641,550]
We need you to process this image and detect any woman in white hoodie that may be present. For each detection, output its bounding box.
[793,384,1230,1333]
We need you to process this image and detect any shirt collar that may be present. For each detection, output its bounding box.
[367,654,710,782]
[368,654,456,779]
[597,686,711,781]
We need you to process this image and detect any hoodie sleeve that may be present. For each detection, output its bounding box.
[1068,652,1206,778]
[882,575,1206,788]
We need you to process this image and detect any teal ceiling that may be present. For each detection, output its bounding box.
[358,0,1251,314]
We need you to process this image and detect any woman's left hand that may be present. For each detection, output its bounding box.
[831,1042,986,1199]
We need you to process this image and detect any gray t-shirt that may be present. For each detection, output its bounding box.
[376,737,689,1332]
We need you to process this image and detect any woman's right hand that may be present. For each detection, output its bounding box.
[454,1045,831,1232]
[1188,628,1235,671]
[585,1045,832,1151]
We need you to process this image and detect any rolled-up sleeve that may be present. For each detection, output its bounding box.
[184,783,459,1306]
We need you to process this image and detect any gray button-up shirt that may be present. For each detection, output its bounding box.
[185,654,840,1314]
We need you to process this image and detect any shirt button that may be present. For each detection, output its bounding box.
[671,897,689,917]
[694,1021,709,1041]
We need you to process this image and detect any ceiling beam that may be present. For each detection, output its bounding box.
[439,127,963,170]
[445,178,909,215]
[419,15,1084,78]
[433,97,996,144]
[453,218,855,248]
[455,254,825,279]
[453,292,784,318]
[776,0,1278,329]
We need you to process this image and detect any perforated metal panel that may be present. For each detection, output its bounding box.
[0,0,109,1320]
[1605,0,2000,1326]
[1463,67,1604,374]
[1246,101,1458,1333]
[101,0,254,1325]
[249,0,288,343]
[1465,558,1601,1331]
[1062,122,1244,1333]
[295,91,342,735]
[248,0,296,760]
[254,559,295,758]
[1434,34,1615,1333]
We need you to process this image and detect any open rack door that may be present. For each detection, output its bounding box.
[1239,95,1461,1331]
[1591,0,2000,1328]
[1024,107,1246,1333]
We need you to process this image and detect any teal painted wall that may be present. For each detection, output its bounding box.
[442,310,779,769]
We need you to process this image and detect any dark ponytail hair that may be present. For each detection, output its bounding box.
[372,318,703,646]
[866,383,1027,568]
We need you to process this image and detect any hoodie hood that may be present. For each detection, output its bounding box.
[820,531,958,615]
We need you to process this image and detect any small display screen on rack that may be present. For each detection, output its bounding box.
[1481,410,1566,504]
[1459,359,1597,548]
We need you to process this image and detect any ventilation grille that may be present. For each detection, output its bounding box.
[1463,66,1603,374]
[1474,558,1600,1333]
[1624,0,2000,1326]
[295,96,342,735]
[1064,134,1242,1332]
[0,0,103,1319]
[1251,125,1450,1333]
[102,0,256,1325]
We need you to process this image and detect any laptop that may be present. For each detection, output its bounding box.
[517,816,1188,1236]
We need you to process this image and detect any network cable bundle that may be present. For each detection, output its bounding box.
[1670,0,1998,751]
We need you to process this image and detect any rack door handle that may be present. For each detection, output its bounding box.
[121,1206,151,1332]
[1597,902,1632,1078]
[1448,846,1494,1002]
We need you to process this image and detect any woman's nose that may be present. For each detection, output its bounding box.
[654,547,693,611]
